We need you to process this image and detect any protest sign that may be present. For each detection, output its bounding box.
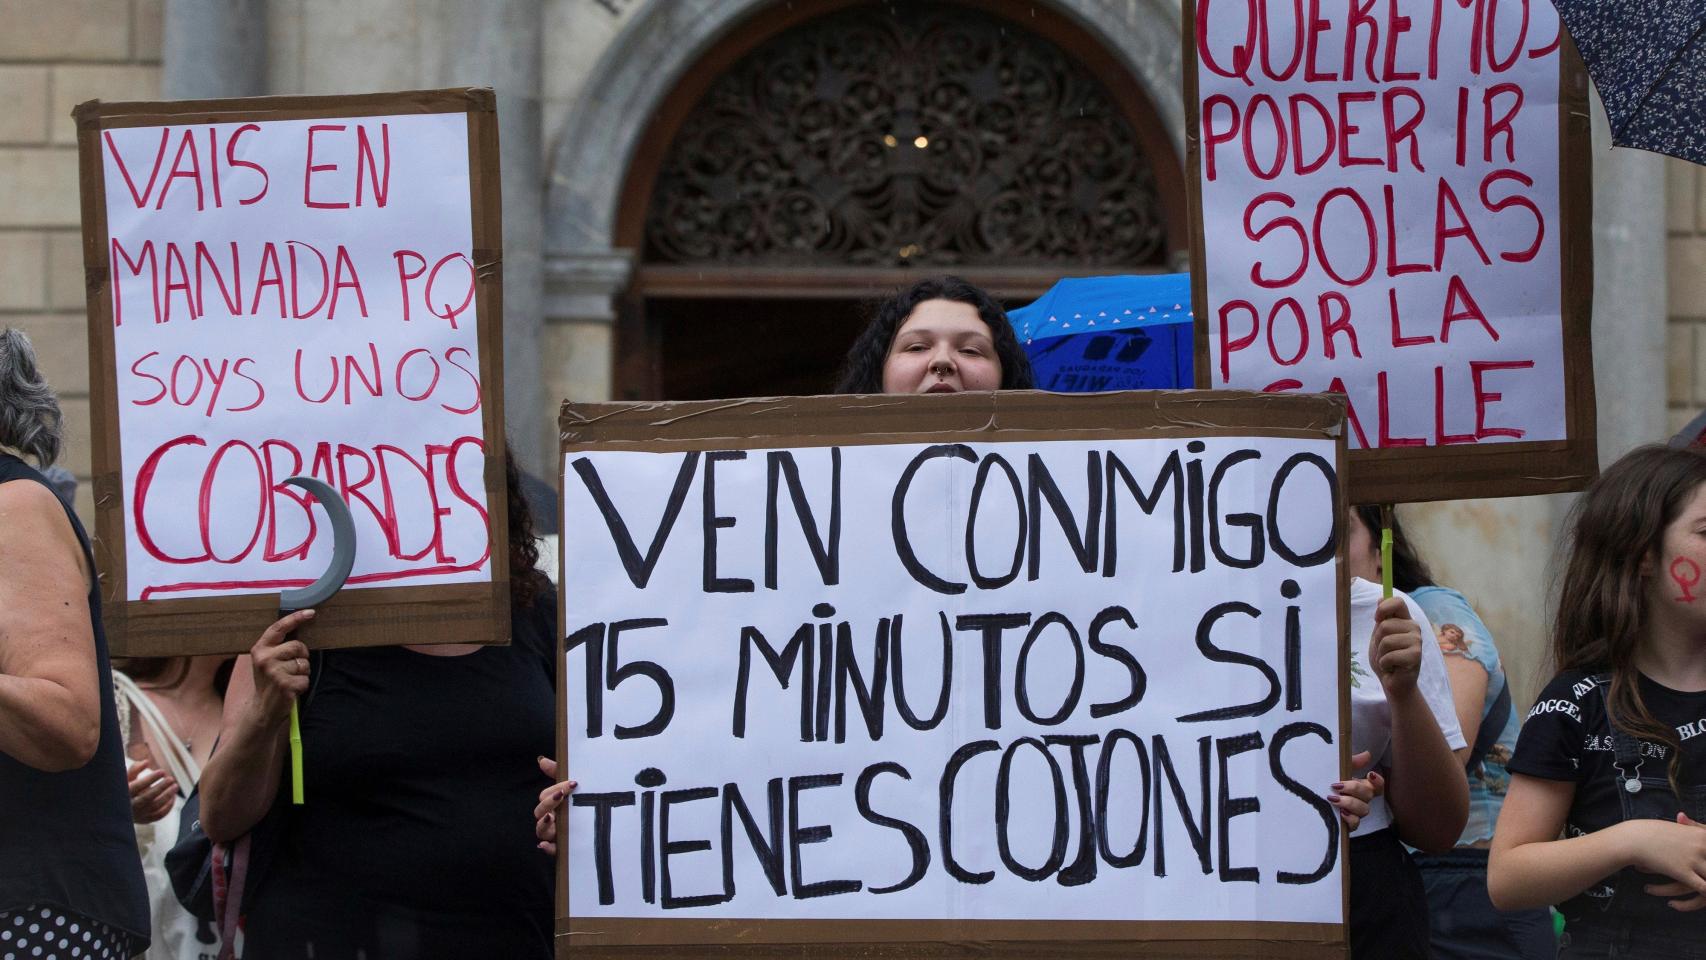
[556,390,1351,959]
[1186,0,1595,503]
[74,89,509,656]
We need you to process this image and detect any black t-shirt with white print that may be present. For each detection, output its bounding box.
[1508,669,1706,926]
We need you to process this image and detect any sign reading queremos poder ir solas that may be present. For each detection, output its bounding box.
[1188,0,1596,503]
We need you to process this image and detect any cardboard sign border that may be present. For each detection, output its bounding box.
[74,88,511,656]
[1183,10,1597,505]
[555,389,1352,960]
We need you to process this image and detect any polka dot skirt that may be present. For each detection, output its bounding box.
[0,905,137,960]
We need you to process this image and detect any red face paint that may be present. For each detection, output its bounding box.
[1670,557,1700,603]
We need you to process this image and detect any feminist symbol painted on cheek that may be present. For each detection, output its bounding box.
[1670,557,1701,603]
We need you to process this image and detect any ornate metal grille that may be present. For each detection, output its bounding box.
[642,3,1169,268]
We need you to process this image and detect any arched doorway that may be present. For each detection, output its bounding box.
[612,0,1185,400]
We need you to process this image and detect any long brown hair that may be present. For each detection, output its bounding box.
[1552,445,1706,788]
[112,656,235,696]
[1353,504,1435,593]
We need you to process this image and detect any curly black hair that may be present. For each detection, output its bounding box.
[833,276,1035,394]
[505,447,550,610]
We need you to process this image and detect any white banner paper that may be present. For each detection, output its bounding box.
[99,113,490,600]
[562,435,1344,924]
[1196,0,1564,448]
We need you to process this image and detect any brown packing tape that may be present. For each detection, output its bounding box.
[77,101,130,643]
[1184,0,1212,400]
[555,389,1350,959]
[1181,4,1598,506]
[1334,427,1352,929]
[559,389,1347,451]
[554,941,1339,960]
[466,90,512,645]
[556,575,571,929]
[76,89,508,656]
[73,87,496,131]
[557,918,1344,953]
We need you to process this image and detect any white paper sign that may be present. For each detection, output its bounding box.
[99,112,490,600]
[1196,0,1564,448]
[562,436,1344,925]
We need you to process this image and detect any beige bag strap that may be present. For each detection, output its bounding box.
[113,670,200,789]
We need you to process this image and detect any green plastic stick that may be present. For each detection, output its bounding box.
[1380,504,1394,599]
[290,701,304,804]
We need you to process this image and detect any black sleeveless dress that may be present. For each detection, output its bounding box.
[243,587,558,960]
[0,453,150,955]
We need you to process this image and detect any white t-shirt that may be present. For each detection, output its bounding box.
[1347,577,1466,836]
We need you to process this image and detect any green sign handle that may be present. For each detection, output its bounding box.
[289,702,304,805]
[1380,504,1394,600]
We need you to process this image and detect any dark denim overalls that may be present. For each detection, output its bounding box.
[1559,677,1706,959]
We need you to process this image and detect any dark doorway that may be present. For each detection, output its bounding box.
[651,297,872,400]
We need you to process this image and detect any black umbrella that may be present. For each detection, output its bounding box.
[1555,0,1706,165]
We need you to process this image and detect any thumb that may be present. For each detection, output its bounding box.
[537,755,559,779]
[1680,812,1702,828]
[1349,750,1373,773]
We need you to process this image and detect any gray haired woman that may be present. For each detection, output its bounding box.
[0,328,149,957]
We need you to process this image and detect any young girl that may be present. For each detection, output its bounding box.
[1490,445,1706,958]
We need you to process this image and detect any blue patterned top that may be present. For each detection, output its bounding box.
[1409,586,1518,846]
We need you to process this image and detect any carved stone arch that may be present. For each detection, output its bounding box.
[543,0,1187,400]
[545,0,1184,256]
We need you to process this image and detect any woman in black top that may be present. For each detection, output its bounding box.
[199,450,557,960]
[1491,446,1706,958]
[0,329,150,957]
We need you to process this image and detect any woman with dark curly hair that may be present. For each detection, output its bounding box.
[532,276,1035,857]
[833,275,1035,395]
[198,447,557,960]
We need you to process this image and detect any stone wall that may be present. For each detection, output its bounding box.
[0,0,162,523]
[1669,157,1706,439]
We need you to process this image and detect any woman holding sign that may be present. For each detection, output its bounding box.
[1336,507,1471,957]
[198,451,557,960]
[0,329,151,958]
[1346,506,1554,960]
[1490,446,1706,959]
[534,276,1039,850]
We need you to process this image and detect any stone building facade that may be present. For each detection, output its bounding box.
[0,0,1684,702]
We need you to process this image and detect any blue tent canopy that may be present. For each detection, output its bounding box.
[1010,274,1194,392]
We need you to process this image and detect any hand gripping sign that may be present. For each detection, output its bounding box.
[74,89,510,656]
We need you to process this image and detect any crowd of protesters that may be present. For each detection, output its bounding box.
[5,277,1706,959]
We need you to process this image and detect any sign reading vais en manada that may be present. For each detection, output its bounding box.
[100,112,489,600]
